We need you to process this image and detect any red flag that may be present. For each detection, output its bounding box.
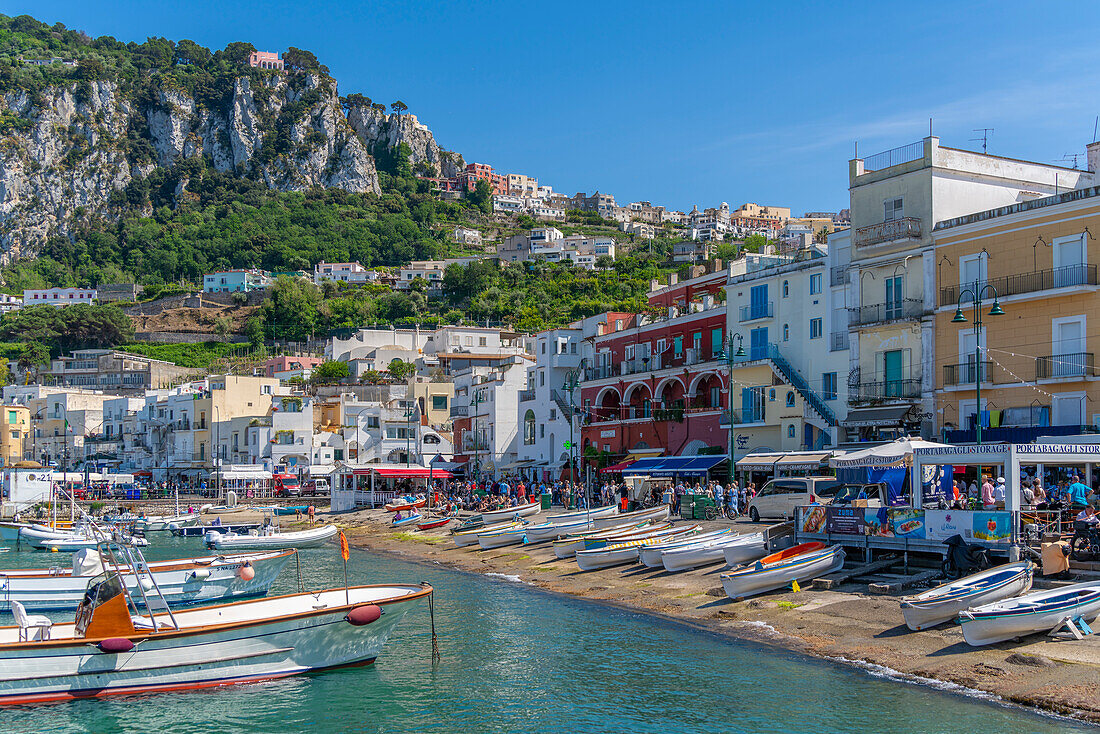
[339,530,350,561]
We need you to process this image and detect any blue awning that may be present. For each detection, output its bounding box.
[623,455,727,478]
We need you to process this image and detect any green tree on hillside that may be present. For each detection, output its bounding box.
[466,179,492,214]
[311,360,349,385]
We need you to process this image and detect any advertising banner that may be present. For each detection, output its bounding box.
[801,506,827,534]
[972,512,1011,543]
[925,510,1011,543]
[826,507,864,535]
[862,508,892,537]
[889,508,926,539]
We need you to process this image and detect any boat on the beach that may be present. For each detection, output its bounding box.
[551,521,662,559]
[721,543,845,600]
[638,528,734,568]
[273,506,310,517]
[958,581,1100,646]
[390,514,422,528]
[385,497,426,513]
[0,547,432,705]
[544,505,619,525]
[135,514,201,532]
[416,517,452,531]
[591,504,669,529]
[524,516,594,544]
[575,525,701,571]
[0,548,294,611]
[661,533,764,574]
[205,524,338,550]
[721,534,770,566]
[476,523,530,550]
[900,561,1034,631]
[453,521,521,548]
[480,501,541,524]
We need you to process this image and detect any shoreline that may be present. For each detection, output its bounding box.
[324,508,1100,725]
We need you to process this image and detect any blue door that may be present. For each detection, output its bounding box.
[750,327,768,360]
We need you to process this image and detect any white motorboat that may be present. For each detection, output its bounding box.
[575,526,701,572]
[958,581,1100,646]
[206,524,338,550]
[480,501,542,524]
[721,533,769,566]
[900,562,1034,631]
[638,529,734,568]
[544,505,618,526]
[136,514,201,533]
[721,543,845,600]
[0,523,30,543]
[0,564,431,704]
[452,521,521,548]
[0,548,295,611]
[476,524,529,550]
[661,533,764,573]
[592,504,669,530]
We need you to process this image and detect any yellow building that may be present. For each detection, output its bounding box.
[0,405,29,466]
[933,187,1100,439]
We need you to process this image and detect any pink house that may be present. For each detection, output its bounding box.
[248,51,284,70]
[263,355,325,378]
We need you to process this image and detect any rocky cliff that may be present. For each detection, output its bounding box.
[0,71,460,261]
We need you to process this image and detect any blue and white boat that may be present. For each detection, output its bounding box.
[721,543,845,600]
[958,580,1100,646]
[390,514,422,528]
[900,561,1033,631]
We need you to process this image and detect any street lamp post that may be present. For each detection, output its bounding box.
[563,358,586,500]
[470,390,485,488]
[951,281,1005,446]
[716,334,745,485]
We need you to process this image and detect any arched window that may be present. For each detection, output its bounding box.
[787,424,796,438]
[782,280,789,298]
[523,410,536,445]
[785,391,795,407]
[783,324,789,341]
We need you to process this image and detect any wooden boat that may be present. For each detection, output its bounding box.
[591,504,669,530]
[638,529,733,568]
[575,526,701,571]
[524,517,594,544]
[580,524,679,551]
[384,497,426,513]
[453,521,521,548]
[551,521,659,559]
[721,543,845,600]
[721,533,769,567]
[416,517,453,531]
[544,505,618,526]
[900,562,1034,631]
[661,533,764,573]
[476,524,530,550]
[205,524,338,550]
[273,506,310,517]
[0,549,294,611]
[390,514,422,528]
[480,501,541,524]
[0,556,431,704]
[172,523,262,538]
[135,514,201,532]
[958,581,1100,646]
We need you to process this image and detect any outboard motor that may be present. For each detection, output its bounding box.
[941,533,991,579]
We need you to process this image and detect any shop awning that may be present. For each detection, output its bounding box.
[842,405,915,428]
[735,453,783,471]
[621,457,667,476]
[600,460,635,474]
[648,455,727,477]
[354,466,454,479]
[775,452,831,470]
[219,468,271,480]
[308,464,336,476]
[499,459,537,470]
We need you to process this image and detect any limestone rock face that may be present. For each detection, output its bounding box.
[347,104,463,177]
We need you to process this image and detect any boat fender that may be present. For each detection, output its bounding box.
[98,638,135,653]
[345,604,383,626]
[237,562,255,581]
[139,578,154,592]
[189,568,212,581]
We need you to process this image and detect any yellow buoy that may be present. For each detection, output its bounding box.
[50,547,59,553]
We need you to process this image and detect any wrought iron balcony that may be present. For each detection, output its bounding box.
[938,264,1098,307]
[518,389,536,402]
[584,364,620,380]
[1036,352,1095,379]
[854,217,922,248]
[850,378,922,402]
[849,298,927,326]
[943,361,992,386]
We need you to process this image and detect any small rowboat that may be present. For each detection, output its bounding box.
[638,529,733,568]
[524,517,594,544]
[721,543,845,600]
[900,562,1033,631]
[551,521,659,559]
[544,505,619,526]
[273,506,309,517]
[722,534,769,566]
[661,533,763,573]
[385,498,426,513]
[592,504,669,530]
[391,514,422,528]
[416,517,453,531]
[575,526,701,571]
[480,501,541,524]
[958,581,1100,646]
[453,521,521,548]
[476,524,530,550]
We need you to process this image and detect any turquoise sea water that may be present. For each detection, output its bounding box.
[0,535,1092,733]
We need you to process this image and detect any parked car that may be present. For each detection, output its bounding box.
[745,476,844,522]
[825,483,886,509]
[303,478,330,496]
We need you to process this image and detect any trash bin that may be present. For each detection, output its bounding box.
[693,497,716,520]
[541,493,552,510]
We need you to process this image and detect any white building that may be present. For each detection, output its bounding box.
[395,258,480,290]
[0,294,22,313]
[313,262,380,284]
[492,194,525,214]
[453,227,483,246]
[453,355,529,478]
[23,288,97,307]
[247,394,314,474]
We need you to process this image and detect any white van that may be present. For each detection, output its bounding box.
[745,477,843,522]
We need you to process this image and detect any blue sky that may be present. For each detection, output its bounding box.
[8,0,1100,214]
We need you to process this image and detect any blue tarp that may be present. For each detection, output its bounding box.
[623,455,727,478]
[837,466,909,506]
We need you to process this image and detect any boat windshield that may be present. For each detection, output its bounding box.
[83,572,124,608]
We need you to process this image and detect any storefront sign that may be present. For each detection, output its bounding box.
[599,430,616,438]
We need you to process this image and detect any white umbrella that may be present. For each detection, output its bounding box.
[830,437,950,468]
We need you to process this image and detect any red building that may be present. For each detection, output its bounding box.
[580,270,730,467]
[459,163,508,196]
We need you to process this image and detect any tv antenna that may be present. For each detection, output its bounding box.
[1060,153,1084,169]
[971,128,994,154]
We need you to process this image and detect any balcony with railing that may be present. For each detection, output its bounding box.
[854,217,922,248]
[830,331,849,352]
[938,264,1098,307]
[850,377,922,402]
[1036,352,1095,379]
[943,361,993,387]
[584,363,621,380]
[724,408,766,426]
[518,389,536,402]
[449,404,469,418]
[849,298,927,327]
[738,301,774,322]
